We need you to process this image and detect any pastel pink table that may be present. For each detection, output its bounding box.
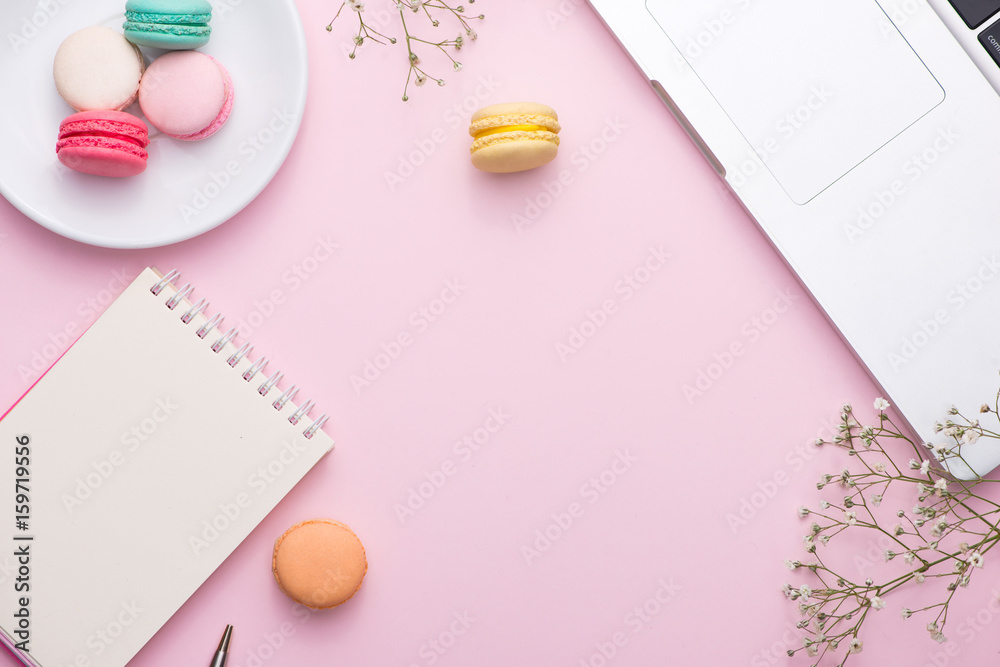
[1,1,993,665]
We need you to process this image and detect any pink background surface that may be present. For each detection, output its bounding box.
[2,1,998,665]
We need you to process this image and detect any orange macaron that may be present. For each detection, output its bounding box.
[272,519,367,609]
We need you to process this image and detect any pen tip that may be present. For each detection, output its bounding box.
[218,625,233,652]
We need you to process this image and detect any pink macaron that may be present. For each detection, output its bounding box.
[139,51,234,141]
[56,110,149,177]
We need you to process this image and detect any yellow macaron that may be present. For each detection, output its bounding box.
[469,102,561,173]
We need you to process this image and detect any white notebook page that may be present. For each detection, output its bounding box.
[0,267,333,667]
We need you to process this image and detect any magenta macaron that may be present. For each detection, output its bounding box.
[56,110,150,177]
[139,51,234,141]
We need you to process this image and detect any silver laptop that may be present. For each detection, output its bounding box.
[587,0,1000,478]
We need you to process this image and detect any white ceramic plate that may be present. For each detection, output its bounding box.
[0,0,307,248]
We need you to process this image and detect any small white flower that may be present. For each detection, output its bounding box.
[934,478,948,495]
[797,506,810,518]
[848,638,864,654]
[785,559,800,570]
[799,585,812,600]
[963,430,981,445]
[819,500,830,510]
[872,494,883,507]
[844,510,858,526]
[904,551,915,564]
[933,444,950,461]
[901,607,912,619]
[909,458,920,470]
[874,398,890,411]
[920,460,931,475]
[873,462,886,474]
[968,551,985,568]
[870,596,886,610]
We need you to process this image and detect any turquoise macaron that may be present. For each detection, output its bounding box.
[123,0,212,50]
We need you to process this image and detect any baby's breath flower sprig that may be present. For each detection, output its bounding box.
[784,392,1000,666]
[327,0,485,101]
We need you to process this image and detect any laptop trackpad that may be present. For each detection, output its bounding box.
[647,0,944,204]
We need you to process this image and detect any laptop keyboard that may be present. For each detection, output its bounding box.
[950,0,1000,28]
[948,0,1000,66]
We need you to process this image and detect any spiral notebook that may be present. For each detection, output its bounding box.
[0,268,334,667]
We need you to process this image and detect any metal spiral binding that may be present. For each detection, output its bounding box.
[151,270,330,440]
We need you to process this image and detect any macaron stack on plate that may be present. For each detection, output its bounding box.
[469,102,562,173]
[52,0,233,178]
[139,51,234,141]
[123,0,213,50]
[56,111,150,177]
